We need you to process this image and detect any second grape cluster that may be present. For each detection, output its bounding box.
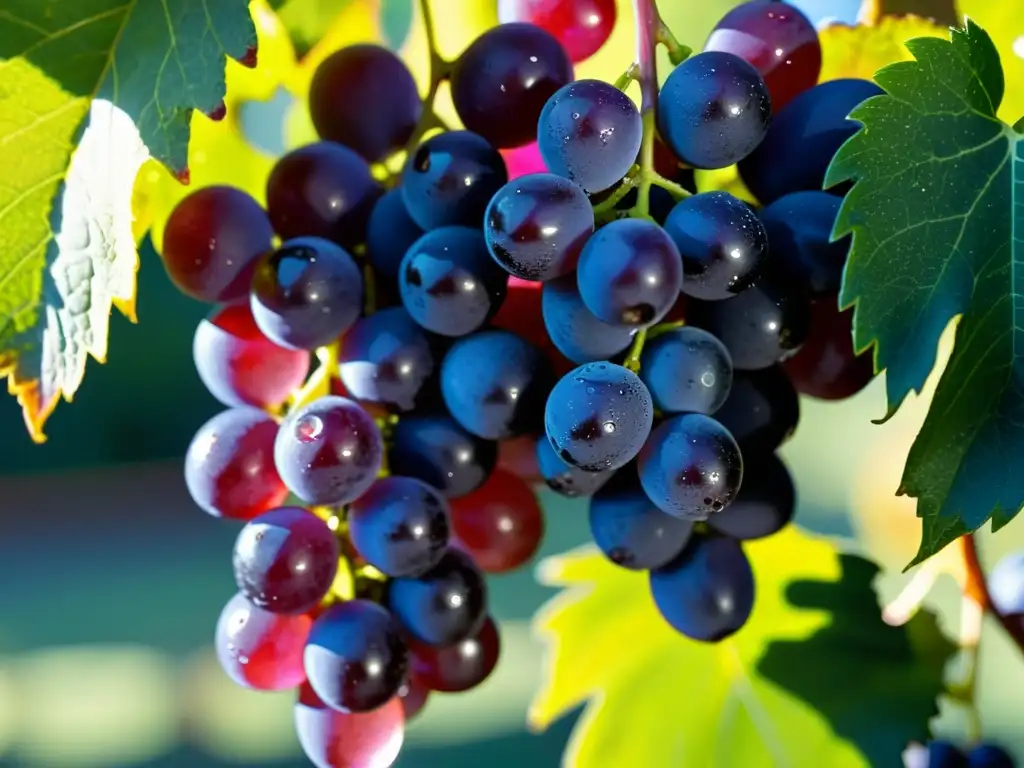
[161,1,887,766]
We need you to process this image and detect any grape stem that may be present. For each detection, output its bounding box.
[289,344,339,412]
[962,533,1024,658]
[398,0,452,168]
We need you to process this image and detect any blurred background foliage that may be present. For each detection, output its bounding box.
[1,0,1023,766]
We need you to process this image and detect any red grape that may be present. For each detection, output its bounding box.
[161,186,273,303]
[184,407,288,520]
[295,683,404,768]
[498,0,617,63]
[193,303,310,409]
[398,676,430,720]
[704,0,821,113]
[497,435,542,483]
[233,506,340,614]
[450,469,544,573]
[783,296,874,400]
[215,592,311,690]
[410,616,501,693]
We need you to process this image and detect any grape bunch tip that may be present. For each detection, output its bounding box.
[163,0,913,765]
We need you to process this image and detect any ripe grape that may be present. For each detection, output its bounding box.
[545,362,653,472]
[576,218,683,327]
[399,676,430,720]
[308,44,421,163]
[782,297,874,401]
[759,191,849,296]
[908,742,967,768]
[184,407,287,521]
[706,452,795,540]
[662,191,767,301]
[499,0,615,63]
[738,78,885,204]
[649,534,755,642]
[440,330,553,440]
[402,131,509,230]
[274,396,384,506]
[715,366,800,453]
[161,186,273,303]
[295,684,405,768]
[451,23,573,149]
[399,227,508,337]
[410,616,501,692]
[541,274,636,365]
[966,744,1014,768]
[657,51,771,171]
[388,414,497,499]
[339,307,436,411]
[589,472,694,570]
[233,506,340,614]
[304,600,409,713]
[536,437,614,497]
[386,549,488,646]
[638,413,743,520]
[250,237,364,351]
[704,1,821,113]
[484,173,593,281]
[215,592,311,691]
[988,552,1024,615]
[367,188,425,280]
[639,326,734,416]
[687,270,811,370]
[449,469,544,573]
[538,79,643,194]
[348,476,451,578]
[193,304,311,410]
[266,141,382,247]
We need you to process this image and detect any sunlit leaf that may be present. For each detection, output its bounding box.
[956,0,1024,124]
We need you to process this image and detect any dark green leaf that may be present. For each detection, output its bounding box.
[826,20,1024,565]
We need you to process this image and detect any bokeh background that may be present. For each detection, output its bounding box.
[2,0,1024,765]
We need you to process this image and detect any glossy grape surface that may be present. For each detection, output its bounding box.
[535,437,615,497]
[498,0,616,63]
[389,414,498,499]
[639,326,734,415]
[541,274,636,365]
[759,190,849,296]
[707,452,795,540]
[451,23,573,149]
[782,297,873,401]
[295,685,405,768]
[409,616,501,692]
[714,366,800,453]
[215,592,311,690]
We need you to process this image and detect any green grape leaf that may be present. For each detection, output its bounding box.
[0,0,257,441]
[826,20,1024,565]
[530,527,955,767]
[379,0,414,51]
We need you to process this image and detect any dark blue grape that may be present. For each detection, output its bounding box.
[759,190,849,296]
[348,476,451,577]
[589,471,693,570]
[386,549,488,646]
[714,366,800,453]
[451,23,574,149]
[338,307,435,411]
[304,601,409,713]
[545,362,653,472]
[538,79,642,193]
[250,236,363,351]
[535,436,614,497]
[663,191,767,301]
[687,270,811,370]
[440,330,553,440]
[308,44,421,163]
[638,413,743,520]
[541,274,636,364]
[966,744,1014,768]
[266,142,381,248]
[274,396,383,506]
[402,131,508,230]
[576,218,683,328]
[988,552,1024,615]
[707,452,794,540]
[367,188,425,279]
[232,506,339,614]
[918,741,968,768]
[649,534,755,641]
[657,51,771,171]
[388,414,497,498]
[639,326,733,415]
[484,173,593,281]
[738,78,884,204]
[399,226,508,337]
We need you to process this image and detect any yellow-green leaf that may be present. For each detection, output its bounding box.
[956,0,1024,124]
[530,527,954,767]
[0,0,259,441]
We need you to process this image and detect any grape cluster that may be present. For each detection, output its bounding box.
[162,1,887,765]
